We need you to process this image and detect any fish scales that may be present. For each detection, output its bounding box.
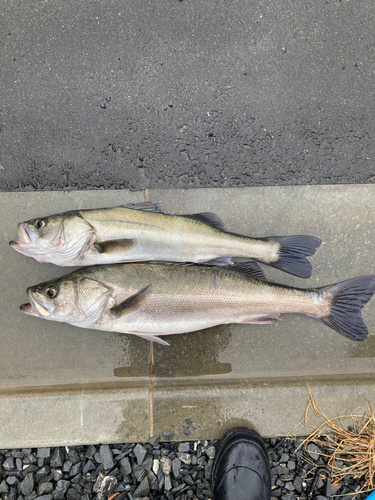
[21,263,348,342]
[10,204,321,278]
[83,208,277,263]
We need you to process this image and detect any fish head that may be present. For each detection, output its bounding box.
[9,213,95,265]
[21,273,114,328]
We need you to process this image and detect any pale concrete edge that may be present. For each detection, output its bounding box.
[1,377,374,448]
[0,387,150,449]
[152,378,375,441]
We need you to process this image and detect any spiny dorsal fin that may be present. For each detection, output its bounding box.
[109,285,150,319]
[179,212,225,231]
[231,262,267,281]
[121,202,163,213]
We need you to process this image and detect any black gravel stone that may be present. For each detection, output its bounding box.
[306,444,322,460]
[63,460,72,473]
[51,469,63,482]
[69,462,82,476]
[0,435,368,500]
[6,476,19,486]
[3,457,15,470]
[172,457,181,479]
[66,488,81,500]
[142,454,153,472]
[67,449,80,465]
[148,436,160,446]
[120,456,132,476]
[99,445,114,470]
[38,482,53,496]
[133,443,147,466]
[12,450,24,458]
[0,480,9,493]
[134,476,150,497]
[37,448,50,459]
[85,446,96,459]
[178,443,190,453]
[50,448,63,468]
[52,479,70,500]
[8,486,18,500]
[20,472,35,496]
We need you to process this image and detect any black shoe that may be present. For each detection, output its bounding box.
[212,428,271,500]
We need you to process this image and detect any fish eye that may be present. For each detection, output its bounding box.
[46,286,58,298]
[35,220,45,228]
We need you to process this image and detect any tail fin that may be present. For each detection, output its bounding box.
[317,275,375,341]
[266,235,321,278]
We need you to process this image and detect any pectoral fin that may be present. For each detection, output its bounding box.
[93,239,135,254]
[109,285,150,319]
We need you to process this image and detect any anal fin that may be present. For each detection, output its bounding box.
[242,314,281,325]
[109,285,150,319]
[202,257,234,266]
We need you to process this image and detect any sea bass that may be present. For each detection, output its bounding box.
[10,202,321,278]
[20,262,375,345]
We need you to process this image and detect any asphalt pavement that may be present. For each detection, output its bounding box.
[1,0,374,191]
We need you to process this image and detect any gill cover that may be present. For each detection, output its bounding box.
[70,277,114,327]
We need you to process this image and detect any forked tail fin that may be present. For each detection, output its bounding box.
[266,235,321,278]
[316,275,375,341]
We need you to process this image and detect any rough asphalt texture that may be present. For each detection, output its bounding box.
[0,438,368,500]
[1,0,374,191]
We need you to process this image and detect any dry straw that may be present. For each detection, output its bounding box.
[294,387,375,497]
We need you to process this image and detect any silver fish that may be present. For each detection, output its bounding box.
[10,202,321,278]
[20,262,375,345]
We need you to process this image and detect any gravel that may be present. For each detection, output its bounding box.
[0,437,368,500]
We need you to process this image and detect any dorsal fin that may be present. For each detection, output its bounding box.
[179,212,225,231]
[121,202,163,213]
[231,262,267,281]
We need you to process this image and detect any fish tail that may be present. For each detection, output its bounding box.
[266,235,321,278]
[314,275,375,341]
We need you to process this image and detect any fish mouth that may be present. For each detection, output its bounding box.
[10,223,38,248]
[20,303,40,317]
[20,290,51,318]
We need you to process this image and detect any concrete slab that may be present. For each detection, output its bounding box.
[150,185,375,381]
[1,185,375,447]
[1,190,149,390]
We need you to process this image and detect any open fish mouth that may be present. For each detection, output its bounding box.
[20,303,40,317]
[20,291,51,318]
[9,223,38,248]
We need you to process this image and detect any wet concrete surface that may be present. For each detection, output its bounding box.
[0,186,374,446]
[0,190,150,390]
[0,0,374,191]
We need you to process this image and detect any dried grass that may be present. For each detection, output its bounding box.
[295,387,375,497]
